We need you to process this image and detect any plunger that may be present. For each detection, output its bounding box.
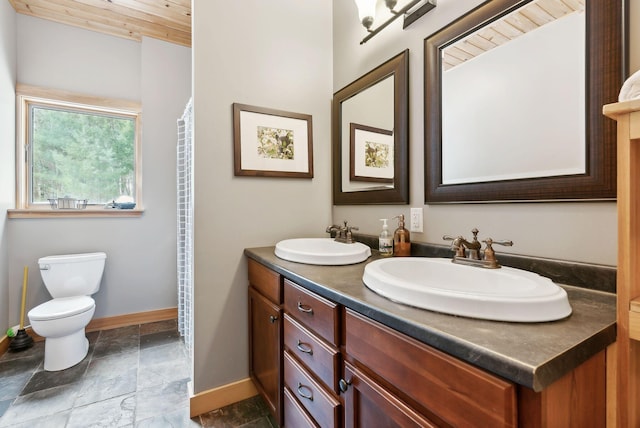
[9,266,34,351]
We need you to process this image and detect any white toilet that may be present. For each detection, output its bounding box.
[28,252,107,371]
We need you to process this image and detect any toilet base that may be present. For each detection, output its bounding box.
[44,329,89,371]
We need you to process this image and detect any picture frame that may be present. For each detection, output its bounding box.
[233,103,313,178]
[350,123,394,183]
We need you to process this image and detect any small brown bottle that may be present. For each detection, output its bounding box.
[393,214,411,257]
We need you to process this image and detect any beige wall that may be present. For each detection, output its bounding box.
[331,0,640,267]
[192,0,333,393]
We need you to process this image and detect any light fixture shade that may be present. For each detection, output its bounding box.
[354,0,376,24]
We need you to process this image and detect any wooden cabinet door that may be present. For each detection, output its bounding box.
[342,361,439,428]
[249,286,282,425]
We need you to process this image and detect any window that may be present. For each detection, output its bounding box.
[14,84,142,215]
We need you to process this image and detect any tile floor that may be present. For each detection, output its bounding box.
[0,320,275,427]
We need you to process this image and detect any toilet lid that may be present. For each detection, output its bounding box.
[28,296,95,321]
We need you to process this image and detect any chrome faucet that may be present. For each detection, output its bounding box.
[443,228,513,269]
[326,220,359,244]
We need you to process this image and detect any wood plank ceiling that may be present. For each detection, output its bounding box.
[443,0,584,71]
[8,0,191,47]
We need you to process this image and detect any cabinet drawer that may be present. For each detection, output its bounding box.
[345,309,517,428]
[284,279,339,345]
[248,259,281,304]
[284,313,340,392]
[284,351,340,428]
[284,386,319,428]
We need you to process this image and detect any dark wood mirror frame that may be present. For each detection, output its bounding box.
[333,50,410,204]
[425,0,627,203]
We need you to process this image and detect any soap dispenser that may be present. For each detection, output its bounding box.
[393,214,411,257]
[379,219,393,257]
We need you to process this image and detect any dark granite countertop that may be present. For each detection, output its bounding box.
[245,246,616,392]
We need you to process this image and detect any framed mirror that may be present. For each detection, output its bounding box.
[333,50,409,204]
[425,0,626,203]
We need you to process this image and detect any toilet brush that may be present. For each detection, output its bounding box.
[9,266,34,351]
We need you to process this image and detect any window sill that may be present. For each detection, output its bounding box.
[7,208,145,219]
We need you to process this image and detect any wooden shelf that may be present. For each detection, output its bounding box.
[604,98,640,426]
[7,209,144,219]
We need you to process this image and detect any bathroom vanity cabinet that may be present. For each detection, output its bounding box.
[246,254,611,427]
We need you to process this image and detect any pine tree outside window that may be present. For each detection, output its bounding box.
[14,84,142,215]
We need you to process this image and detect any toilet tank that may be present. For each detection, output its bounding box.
[38,252,107,298]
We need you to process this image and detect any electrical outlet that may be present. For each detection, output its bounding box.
[410,207,423,233]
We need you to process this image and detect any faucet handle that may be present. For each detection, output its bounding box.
[326,224,340,233]
[482,238,513,266]
[483,238,513,248]
[345,225,359,243]
[443,235,465,258]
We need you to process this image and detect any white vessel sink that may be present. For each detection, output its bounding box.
[275,238,371,266]
[362,258,572,322]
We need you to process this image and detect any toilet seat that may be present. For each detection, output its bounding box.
[29,296,95,321]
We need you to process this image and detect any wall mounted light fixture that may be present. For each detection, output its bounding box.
[355,0,436,45]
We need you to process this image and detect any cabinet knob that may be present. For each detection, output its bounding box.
[269,315,278,323]
[339,378,352,393]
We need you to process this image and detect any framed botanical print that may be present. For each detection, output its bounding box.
[350,123,394,183]
[233,103,313,178]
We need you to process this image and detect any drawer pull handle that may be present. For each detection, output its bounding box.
[296,340,313,355]
[269,315,278,323]
[339,378,352,393]
[297,302,314,314]
[297,383,314,401]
